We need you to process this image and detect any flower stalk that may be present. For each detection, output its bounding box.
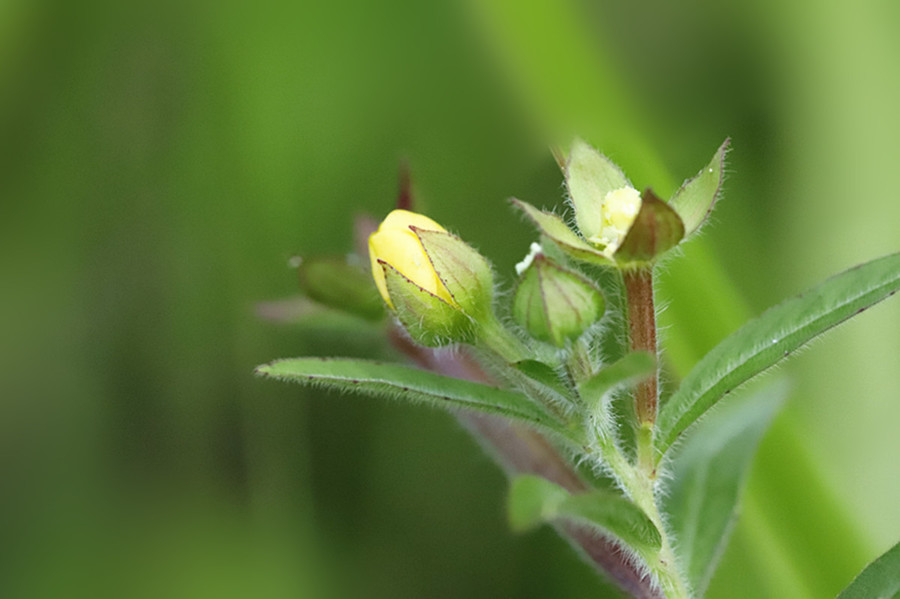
[623,267,659,473]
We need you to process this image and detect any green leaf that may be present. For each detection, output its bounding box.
[565,138,631,241]
[615,189,685,264]
[513,359,572,399]
[507,475,662,550]
[656,251,900,457]
[663,380,787,596]
[256,357,568,436]
[669,139,730,237]
[836,540,900,599]
[510,198,613,265]
[577,352,656,409]
[507,475,570,532]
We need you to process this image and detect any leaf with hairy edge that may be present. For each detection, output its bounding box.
[836,540,900,599]
[657,252,900,457]
[510,198,613,265]
[256,357,570,437]
[663,380,787,596]
[514,359,572,400]
[508,475,661,550]
[578,352,656,409]
[669,139,730,237]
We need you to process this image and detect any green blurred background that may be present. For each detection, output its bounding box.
[2,0,899,597]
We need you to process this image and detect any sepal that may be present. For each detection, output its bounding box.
[669,138,730,238]
[615,189,685,265]
[413,227,494,318]
[380,260,473,346]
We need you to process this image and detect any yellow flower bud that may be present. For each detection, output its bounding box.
[368,209,457,309]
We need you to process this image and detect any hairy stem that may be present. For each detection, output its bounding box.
[623,267,659,473]
[591,419,690,599]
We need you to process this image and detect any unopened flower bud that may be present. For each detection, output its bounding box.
[512,249,605,347]
[297,256,384,320]
[368,209,494,346]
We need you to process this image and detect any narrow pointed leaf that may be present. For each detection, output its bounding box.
[511,198,613,265]
[669,139,730,237]
[836,540,900,599]
[256,357,569,436]
[508,475,661,550]
[663,380,787,596]
[657,252,900,457]
[578,352,656,409]
[514,359,572,399]
[615,189,685,264]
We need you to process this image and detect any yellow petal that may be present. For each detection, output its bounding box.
[368,209,455,308]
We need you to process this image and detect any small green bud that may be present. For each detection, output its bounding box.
[296,256,384,320]
[512,246,605,347]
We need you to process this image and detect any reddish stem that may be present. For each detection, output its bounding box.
[624,268,658,426]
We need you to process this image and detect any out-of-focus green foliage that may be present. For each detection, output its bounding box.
[2,0,899,597]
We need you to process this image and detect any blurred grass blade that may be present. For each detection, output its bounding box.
[256,357,569,437]
[508,475,661,550]
[835,540,900,599]
[657,251,900,457]
[577,352,655,409]
[663,380,787,595]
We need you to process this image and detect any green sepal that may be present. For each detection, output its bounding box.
[297,256,384,321]
[379,260,472,347]
[510,198,613,265]
[256,357,570,437]
[669,139,730,237]
[508,475,662,550]
[615,189,685,264]
[412,227,494,318]
[513,255,605,347]
[564,138,631,241]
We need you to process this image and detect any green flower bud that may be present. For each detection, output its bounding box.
[512,245,605,347]
[296,256,384,320]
